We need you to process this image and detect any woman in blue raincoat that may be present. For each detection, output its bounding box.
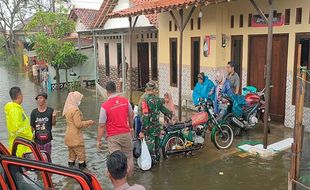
[192,72,215,105]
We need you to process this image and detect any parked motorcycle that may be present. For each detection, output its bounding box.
[219,86,272,136]
[161,98,234,158]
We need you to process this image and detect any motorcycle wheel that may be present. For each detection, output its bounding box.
[212,124,234,149]
[162,134,185,159]
[223,113,243,137]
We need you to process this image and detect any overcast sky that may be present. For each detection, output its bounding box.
[71,0,103,10]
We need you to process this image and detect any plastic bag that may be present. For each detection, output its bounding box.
[133,139,141,159]
[137,139,152,170]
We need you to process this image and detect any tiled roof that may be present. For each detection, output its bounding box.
[92,0,118,28]
[69,8,98,29]
[108,0,227,18]
[131,0,158,26]
[92,0,158,28]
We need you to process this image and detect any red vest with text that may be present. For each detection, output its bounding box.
[101,96,130,137]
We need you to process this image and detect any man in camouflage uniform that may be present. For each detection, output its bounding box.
[138,81,172,165]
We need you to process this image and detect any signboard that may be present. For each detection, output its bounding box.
[251,13,284,27]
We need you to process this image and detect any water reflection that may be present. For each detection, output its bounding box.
[0,64,291,190]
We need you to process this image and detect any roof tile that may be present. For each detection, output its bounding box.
[70,8,98,29]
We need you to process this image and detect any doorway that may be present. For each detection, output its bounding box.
[117,43,122,77]
[151,42,158,80]
[248,34,288,123]
[137,43,150,88]
[231,35,243,90]
[294,33,310,107]
[191,37,200,89]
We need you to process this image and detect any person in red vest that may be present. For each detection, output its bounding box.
[97,81,134,175]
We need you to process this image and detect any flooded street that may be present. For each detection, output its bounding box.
[0,64,292,189]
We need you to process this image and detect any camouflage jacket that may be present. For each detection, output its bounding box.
[138,93,172,134]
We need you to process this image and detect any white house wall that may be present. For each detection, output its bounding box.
[103,0,152,30]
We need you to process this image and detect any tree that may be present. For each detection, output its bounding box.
[26,11,85,89]
[0,0,30,55]
[54,42,87,86]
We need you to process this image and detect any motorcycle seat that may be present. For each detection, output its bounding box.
[166,121,192,132]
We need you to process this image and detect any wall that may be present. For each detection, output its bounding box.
[49,47,95,88]
[96,30,158,89]
[157,0,310,129]
[104,0,153,29]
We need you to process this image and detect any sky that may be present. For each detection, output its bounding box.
[71,0,103,10]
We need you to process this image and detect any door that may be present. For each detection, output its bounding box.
[191,37,200,89]
[294,33,310,107]
[117,43,122,77]
[151,42,158,80]
[137,43,150,88]
[248,34,288,123]
[231,35,243,90]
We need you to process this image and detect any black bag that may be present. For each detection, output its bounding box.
[35,130,49,142]
[133,139,142,159]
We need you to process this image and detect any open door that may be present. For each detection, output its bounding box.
[0,155,102,190]
[231,35,243,92]
[137,43,150,89]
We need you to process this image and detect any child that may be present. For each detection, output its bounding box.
[62,91,95,169]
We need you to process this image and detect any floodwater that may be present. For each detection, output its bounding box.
[0,64,292,190]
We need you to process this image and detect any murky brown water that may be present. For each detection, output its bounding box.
[0,64,292,190]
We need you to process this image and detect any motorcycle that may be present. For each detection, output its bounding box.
[219,86,272,136]
[160,98,234,159]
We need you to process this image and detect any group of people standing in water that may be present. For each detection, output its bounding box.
[3,60,240,189]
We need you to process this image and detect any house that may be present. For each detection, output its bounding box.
[91,0,159,91]
[109,0,310,130]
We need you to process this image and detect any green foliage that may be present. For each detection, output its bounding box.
[26,11,84,89]
[7,56,22,65]
[0,36,6,58]
[54,42,88,69]
[31,33,61,66]
[299,174,310,185]
[26,11,75,38]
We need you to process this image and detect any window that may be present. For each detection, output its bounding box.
[117,43,122,77]
[174,23,177,31]
[248,13,252,27]
[169,21,172,31]
[239,14,244,28]
[8,165,84,190]
[296,8,302,24]
[190,18,194,30]
[197,18,201,30]
[170,38,178,87]
[104,43,110,76]
[285,9,290,25]
[151,42,158,80]
[230,15,234,28]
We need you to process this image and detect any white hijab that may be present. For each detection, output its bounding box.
[62,91,83,116]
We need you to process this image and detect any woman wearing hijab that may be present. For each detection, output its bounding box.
[63,91,95,169]
[213,71,234,116]
[164,92,177,124]
[192,72,215,106]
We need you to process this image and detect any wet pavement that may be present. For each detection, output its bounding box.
[0,63,295,189]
